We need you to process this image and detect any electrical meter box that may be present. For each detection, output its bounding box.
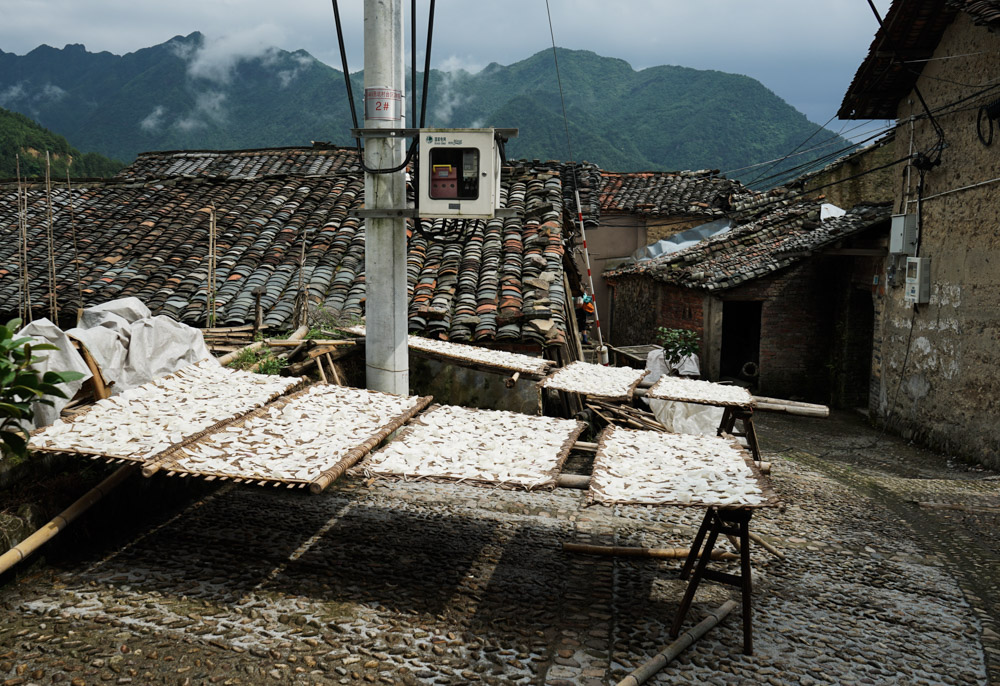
[904,256,930,304]
[419,129,502,218]
[890,213,918,255]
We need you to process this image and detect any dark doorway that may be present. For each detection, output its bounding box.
[833,288,875,408]
[720,301,762,382]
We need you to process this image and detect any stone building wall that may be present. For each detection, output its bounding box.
[607,275,666,347]
[802,137,897,209]
[876,13,1000,467]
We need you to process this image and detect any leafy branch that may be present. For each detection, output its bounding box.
[0,319,85,459]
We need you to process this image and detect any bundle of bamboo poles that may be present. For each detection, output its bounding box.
[215,327,362,386]
[586,398,667,432]
[201,324,270,352]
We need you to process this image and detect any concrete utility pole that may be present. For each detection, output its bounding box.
[363,0,409,394]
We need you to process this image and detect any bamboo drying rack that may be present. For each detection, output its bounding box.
[586,426,779,509]
[29,367,307,466]
[143,388,434,493]
[538,362,646,403]
[356,404,587,491]
[646,377,755,409]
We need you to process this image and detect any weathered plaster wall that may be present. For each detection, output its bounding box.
[575,215,645,341]
[585,214,708,343]
[645,217,711,245]
[876,13,1000,467]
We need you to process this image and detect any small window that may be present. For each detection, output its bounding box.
[428,148,480,200]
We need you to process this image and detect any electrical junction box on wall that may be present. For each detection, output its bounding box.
[418,129,503,219]
[890,213,918,255]
[904,256,931,304]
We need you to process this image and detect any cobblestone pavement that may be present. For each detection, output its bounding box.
[1,410,998,685]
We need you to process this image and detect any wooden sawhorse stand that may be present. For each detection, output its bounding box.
[718,407,761,462]
[670,507,755,655]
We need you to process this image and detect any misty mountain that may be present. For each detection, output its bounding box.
[0,33,850,182]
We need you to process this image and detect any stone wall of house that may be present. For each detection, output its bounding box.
[876,12,1000,467]
[645,217,710,245]
[802,137,897,209]
[608,275,663,347]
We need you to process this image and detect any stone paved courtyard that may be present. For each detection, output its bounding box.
[1,410,998,685]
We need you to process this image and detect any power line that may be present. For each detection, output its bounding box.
[744,112,840,186]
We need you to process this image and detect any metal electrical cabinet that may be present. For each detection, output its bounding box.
[904,256,931,304]
[418,129,503,218]
[890,213,918,255]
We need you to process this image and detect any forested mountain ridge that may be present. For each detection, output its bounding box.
[0,106,123,179]
[0,34,849,182]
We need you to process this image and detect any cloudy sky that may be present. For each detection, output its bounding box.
[2,0,891,136]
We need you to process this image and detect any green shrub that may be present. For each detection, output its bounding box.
[654,327,700,365]
[0,319,85,459]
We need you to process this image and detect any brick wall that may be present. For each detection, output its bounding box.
[725,261,835,401]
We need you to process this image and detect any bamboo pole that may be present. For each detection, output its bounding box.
[267,339,357,347]
[0,465,136,575]
[77,343,111,400]
[616,600,738,686]
[752,396,829,417]
[325,354,341,385]
[316,356,329,383]
[556,474,590,489]
[573,441,598,452]
[749,532,784,560]
[562,542,738,561]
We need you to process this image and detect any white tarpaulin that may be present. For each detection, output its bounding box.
[18,298,216,428]
[639,347,719,435]
[15,319,93,429]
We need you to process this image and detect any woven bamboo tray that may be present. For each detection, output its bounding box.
[29,363,306,466]
[355,404,586,491]
[538,361,646,402]
[587,426,778,509]
[144,386,433,494]
[646,376,755,409]
[345,325,554,377]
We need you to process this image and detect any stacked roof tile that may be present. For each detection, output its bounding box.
[947,0,1000,28]
[117,146,361,182]
[598,170,742,218]
[0,147,567,345]
[605,202,891,291]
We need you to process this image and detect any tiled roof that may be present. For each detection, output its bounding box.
[949,0,1000,27]
[117,146,361,182]
[0,148,568,346]
[604,202,891,291]
[839,0,972,120]
[598,169,742,218]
